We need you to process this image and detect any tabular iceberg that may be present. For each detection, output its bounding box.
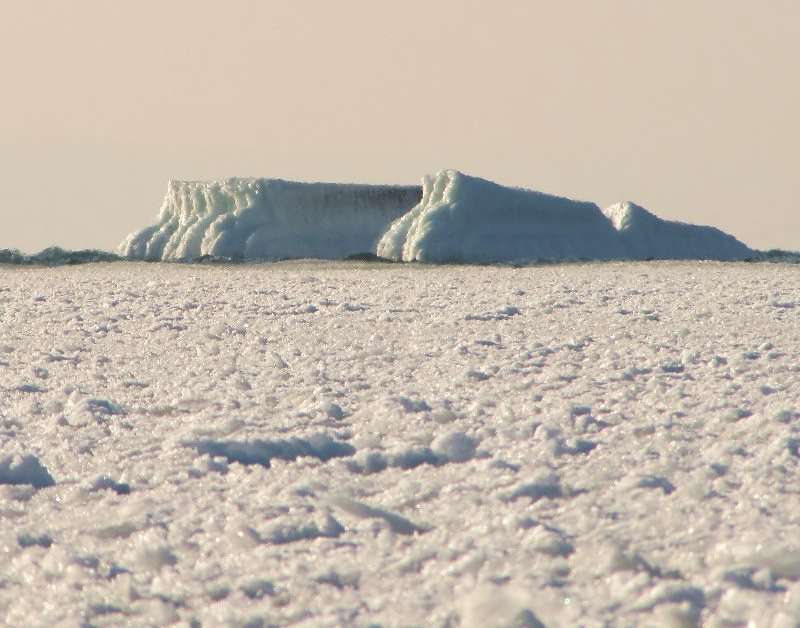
[119,170,755,262]
[118,178,422,261]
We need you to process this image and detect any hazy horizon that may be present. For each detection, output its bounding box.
[2,1,799,253]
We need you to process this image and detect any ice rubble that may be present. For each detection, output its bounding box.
[119,170,755,263]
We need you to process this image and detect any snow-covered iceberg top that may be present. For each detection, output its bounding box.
[119,170,755,262]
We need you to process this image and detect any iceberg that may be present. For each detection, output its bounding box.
[118,178,422,261]
[119,170,755,263]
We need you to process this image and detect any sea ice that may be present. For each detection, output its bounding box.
[0,260,798,625]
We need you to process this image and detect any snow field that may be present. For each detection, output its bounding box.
[0,261,799,626]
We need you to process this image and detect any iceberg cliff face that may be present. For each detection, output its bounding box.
[119,171,755,263]
[118,178,422,261]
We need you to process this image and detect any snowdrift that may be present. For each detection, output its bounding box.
[119,170,755,262]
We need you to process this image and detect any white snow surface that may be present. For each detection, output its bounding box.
[2,260,799,626]
[120,171,755,263]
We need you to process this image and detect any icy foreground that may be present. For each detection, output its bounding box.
[119,171,754,263]
[2,261,799,626]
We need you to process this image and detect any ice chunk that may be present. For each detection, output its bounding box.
[328,495,427,535]
[510,472,564,502]
[458,585,549,628]
[264,513,345,544]
[431,431,477,462]
[90,476,131,495]
[378,171,753,262]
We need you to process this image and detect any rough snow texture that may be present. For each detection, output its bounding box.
[119,171,755,263]
[1,261,799,626]
[118,178,422,261]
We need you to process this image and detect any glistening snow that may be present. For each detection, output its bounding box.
[1,260,799,625]
[118,171,754,263]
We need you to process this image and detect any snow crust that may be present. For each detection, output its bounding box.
[2,261,799,625]
[119,171,755,263]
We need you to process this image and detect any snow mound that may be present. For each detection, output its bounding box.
[119,171,755,263]
[0,454,55,488]
[118,178,422,261]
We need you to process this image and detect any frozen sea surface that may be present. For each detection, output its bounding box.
[1,260,799,626]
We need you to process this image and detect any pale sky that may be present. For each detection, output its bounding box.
[2,1,799,253]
